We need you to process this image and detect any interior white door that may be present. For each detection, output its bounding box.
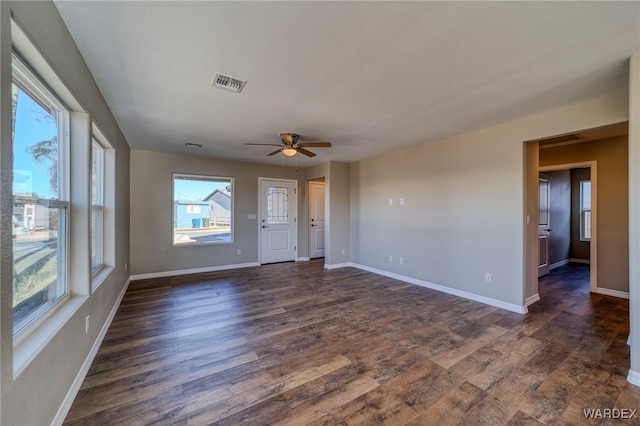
[538,176,551,277]
[260,179,297,264]
[308,181,325,258]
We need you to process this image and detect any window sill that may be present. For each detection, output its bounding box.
[13,294,88,378]
[92,265,114,291]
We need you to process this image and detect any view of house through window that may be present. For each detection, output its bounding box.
[580,180,591,241]
[12,58,69,334]
[173,174,233,245]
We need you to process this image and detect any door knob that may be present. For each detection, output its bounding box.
[311,224,316,227]
[262,225,268,228]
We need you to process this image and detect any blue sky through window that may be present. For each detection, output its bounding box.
[13,86,58,199]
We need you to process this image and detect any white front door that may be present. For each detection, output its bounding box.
[538,176,551,277]
[260,179,297,264]
[308,181,325,258]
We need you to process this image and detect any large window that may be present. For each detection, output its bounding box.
[12,56,69,335]
[580,180,592,241]
[173,174,233,245]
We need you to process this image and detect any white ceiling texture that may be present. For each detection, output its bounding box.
[53,1,640,166]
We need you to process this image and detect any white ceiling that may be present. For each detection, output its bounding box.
[53,1,640,166]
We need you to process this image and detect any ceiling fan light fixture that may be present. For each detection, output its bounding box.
[282,148,297,157]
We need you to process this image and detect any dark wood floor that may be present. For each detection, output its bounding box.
[64,261,639,425]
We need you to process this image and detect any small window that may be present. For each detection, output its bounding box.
[91,139,105,273]
[12,55,69,335]
[91,123,115,290]
[580,180,591,241]
[173,174,233,245]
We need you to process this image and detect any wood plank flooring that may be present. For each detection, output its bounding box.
[64,261,640,425]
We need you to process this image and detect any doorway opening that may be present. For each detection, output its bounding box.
[524,121,629,307]
[538,163,595,298]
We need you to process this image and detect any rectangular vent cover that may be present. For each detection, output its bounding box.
[212,73,246,93]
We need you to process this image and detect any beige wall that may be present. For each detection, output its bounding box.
[351,93,629,308]
[304,161,351,266]
[0,2,130,425]
[130,149,311,275]
[540,136,629,293]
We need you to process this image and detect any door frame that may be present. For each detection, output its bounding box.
[258,177,298,265]
[539,161,597,294]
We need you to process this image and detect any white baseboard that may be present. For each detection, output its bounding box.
[627,369,640,387]
[350,263,527,314]
[594,287,630,299]
[296,257,310,262]
[324,262,351,270]
[526,293,541,306]
[549,259,570,270]
[130,262,260,280]
[569,258,591,264]
[52,277,131,426]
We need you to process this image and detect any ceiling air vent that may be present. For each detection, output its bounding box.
[212,73,247,93]
[184,142,203,148]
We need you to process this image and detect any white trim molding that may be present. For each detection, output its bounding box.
[549,259,570,270]
[52,278,131,426]
[594,287,629,299]
[324,262,351,270]
[130,262,260,280]
[627,369,640,387]
[569,258,591,265]
[350,263,527,314]
[526,294,541,306]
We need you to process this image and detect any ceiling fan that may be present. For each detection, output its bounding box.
[245,133,332,157]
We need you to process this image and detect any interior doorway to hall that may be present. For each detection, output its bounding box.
[538,165,594,297]
[531,121,629,303]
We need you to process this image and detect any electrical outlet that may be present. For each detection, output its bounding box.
[341,248,346,255]
[399,257,404,264]
[124,263,128,272]
[485,273,492,283]
[389,255,393,262]
[236,249,241,255]
[388,198,393,206]
[85,316,90,333]
[400,197,404,205]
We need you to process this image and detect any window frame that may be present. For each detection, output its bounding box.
[91,138,105,274]
[172,173,234,246]
[90,123,115,291]
[11,54,71,339]
[580,180,592,242]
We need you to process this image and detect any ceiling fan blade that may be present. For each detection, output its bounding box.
[245,143,283,146]
[267,149,282,156]
[296,148,316,157]
[298,142,332,148]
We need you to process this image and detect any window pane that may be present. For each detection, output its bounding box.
[12,84,59,200]
[173,174,232,245]
[267,186,289,224]
[580,180,591,241]
[91,140,104,272]
[12,202,66,332]
[91,207,103,272]
[12,70,67,334]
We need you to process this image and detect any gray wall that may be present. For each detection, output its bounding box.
[130,149,311,275]
[353,94,628,308]
[571,168,591,260]
[540,136,628,292]
[541,170,571,266]
[0,2,130,425]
